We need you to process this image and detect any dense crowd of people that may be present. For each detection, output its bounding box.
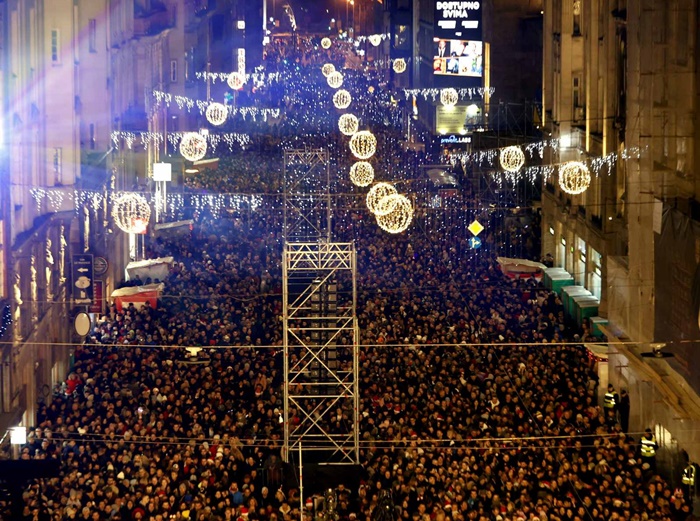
[2,202,695,521]
[2,34,696,521]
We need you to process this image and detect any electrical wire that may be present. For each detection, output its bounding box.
[8,433,643,452]
[0,339,683,349]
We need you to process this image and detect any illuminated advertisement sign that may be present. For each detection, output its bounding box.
[435,1,482,41]
[434,2,483,78]
[433,39,483,77]
[439,135,472,145]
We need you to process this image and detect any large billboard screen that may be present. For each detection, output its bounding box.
[433,39,483,77]
[434,2,483,77]
[435,1,482,41]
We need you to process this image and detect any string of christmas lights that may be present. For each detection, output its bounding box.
[195,71,282,85]
[447,139,561,169]
[486,147,643,187]
[29,188,266,220]
[402,87,495,102]
[110,131,251,151]
[354,33,389,45]
[152,91,281,121]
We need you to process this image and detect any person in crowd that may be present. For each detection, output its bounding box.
[618,388,631,433]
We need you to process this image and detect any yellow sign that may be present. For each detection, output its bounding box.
[468,220,484,236]
[436,105,468,134]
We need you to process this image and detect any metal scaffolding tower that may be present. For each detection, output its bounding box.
[282,149,359,465]
[283,148,332,242]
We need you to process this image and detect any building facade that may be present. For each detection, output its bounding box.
[542,0,700,467]
[0,0,233,432]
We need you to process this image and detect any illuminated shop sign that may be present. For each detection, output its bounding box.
[439,135,472,144]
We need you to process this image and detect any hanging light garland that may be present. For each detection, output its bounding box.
[392,58,407,74]
[349,162,374,187]
[327,71,344,89]
[349,130,377,160]
[366,182,397,214]
[368,34,383,47]
[205,102,228,126]
[321,37,332,49]
[227,72,245,90]
[338,114,359,136]
[152,91,279,120]
[558,161,591,195]
[112,193,151,234]
[322,63,336,77]
[179,132,208,162]
[403,87,494,102]
[499,146,526,173]
[376,194,413,234]
[440,88,459,108]
[333,89,352,110]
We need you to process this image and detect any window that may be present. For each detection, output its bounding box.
[53,148,62,184]
[170,59,177,83]
[576,237,587,285]
[51,29,60,63]
[393,25,409,50]
[89,19,97,52]
[185,48,194,82]
[573,76,581,107]
[573,0,581,35]
[89,123,96,150]
[557,237,567,269]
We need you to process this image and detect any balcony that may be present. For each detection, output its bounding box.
[134,2,175,37]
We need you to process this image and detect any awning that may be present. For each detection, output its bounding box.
[110,283,164,312]
[126,257,174,282]
[496,257,547,280]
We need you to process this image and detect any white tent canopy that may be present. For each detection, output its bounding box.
[126,257,174,282]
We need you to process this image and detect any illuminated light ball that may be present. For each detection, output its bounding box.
[392,58,407,74]
[349,130,377,160]
[368,86,375,94]
[321,37,332,49]
[558,161,591,195]
[440,88,459,107]
[376,194,413,234]
[349,162,374,187]
[338,114,359,136]
[112,193,151,234]
[368,34,382,47]
[227,72,245,90]
[205,102,228,126]
[321,63,336,77]
[333,89,352,110]
[179,132,208,162]
[366,182,397,214]
[499,146,526,173]
[327,71,344,89]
